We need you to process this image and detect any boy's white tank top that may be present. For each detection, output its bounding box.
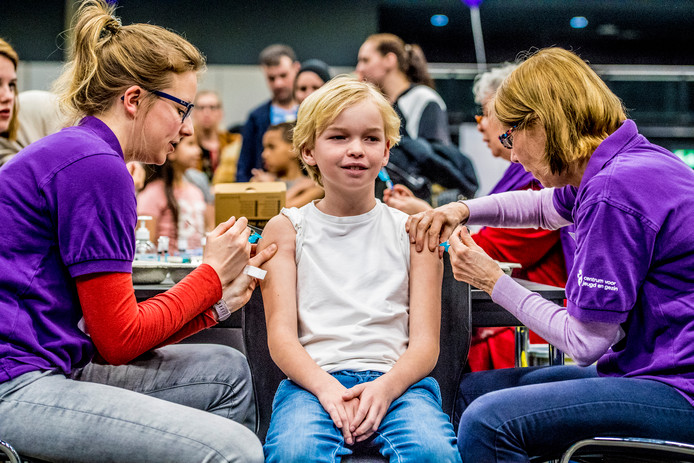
[281,200,411,373]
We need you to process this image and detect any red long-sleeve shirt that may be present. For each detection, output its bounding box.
[75,264,221,365]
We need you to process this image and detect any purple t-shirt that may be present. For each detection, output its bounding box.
[554,119,694,402]
[488,162,538,195]
[0,116,136,383]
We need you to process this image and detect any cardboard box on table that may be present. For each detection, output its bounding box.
[214,182,286,229]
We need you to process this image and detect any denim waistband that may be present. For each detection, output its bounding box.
[330,370,384,382]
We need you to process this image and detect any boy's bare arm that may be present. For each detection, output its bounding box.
[346,241,443,441]
[258,214,358,444]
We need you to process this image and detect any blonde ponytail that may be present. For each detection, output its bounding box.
[54,0,205,124]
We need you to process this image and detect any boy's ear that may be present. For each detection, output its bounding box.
[381,140,390,167]
[301,147,317,166]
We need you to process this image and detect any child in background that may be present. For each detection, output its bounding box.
[137,134,211,254]
[251,122,323,208]
[257,76,461,462]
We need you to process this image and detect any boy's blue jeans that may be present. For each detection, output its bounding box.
[264,370,462,463]
[456,365,694,462]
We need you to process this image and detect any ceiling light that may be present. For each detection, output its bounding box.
[570,16,588,29]
[431,14,449,27]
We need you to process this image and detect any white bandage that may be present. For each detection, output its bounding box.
[243,265,267,280]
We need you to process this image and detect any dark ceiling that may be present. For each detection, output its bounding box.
[380,0,694,65]
[2,0,693,66]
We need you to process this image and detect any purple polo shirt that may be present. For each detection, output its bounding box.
[488,162,539,195]
[0,116,136,383]
[554,119,694,403]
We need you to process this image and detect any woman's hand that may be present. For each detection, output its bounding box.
[406,201,470,252]
[383,184,433,215]
[448,225,505,294]
[203,216,251,286]
[342,378,396,443]
[221,242,277,311]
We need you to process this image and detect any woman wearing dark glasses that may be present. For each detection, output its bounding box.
[0,1,275,461]
[408,47,694,461]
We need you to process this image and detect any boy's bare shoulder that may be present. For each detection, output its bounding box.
[261,212,296,245]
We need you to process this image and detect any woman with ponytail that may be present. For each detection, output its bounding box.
[356,33,450,145]
[0,1,273,461]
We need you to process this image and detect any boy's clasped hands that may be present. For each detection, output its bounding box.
[318,376,398,445]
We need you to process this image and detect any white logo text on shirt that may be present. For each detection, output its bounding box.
[577,269,619,292]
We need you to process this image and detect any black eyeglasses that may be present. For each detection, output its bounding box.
[149,89,194,123]
[499,125,517,149]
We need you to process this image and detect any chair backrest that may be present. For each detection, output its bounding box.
[242,252,472,443]
[434,253,472,418]
[242,288,284,442]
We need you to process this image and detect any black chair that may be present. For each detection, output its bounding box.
[243,252,471,460]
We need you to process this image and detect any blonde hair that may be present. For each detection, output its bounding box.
[365,33,434,89]
[53,0,205,124]
[293,75,401,186]
[494,47,626,175]
[0,38,19,141]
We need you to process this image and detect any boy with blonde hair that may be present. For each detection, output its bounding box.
[257,76,460,462]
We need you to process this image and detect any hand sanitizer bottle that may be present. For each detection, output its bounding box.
[135,216,157,261]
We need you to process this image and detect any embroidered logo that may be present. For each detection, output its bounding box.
[577,268,619,292]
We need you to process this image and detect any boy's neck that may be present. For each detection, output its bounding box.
[315,190,377,217]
